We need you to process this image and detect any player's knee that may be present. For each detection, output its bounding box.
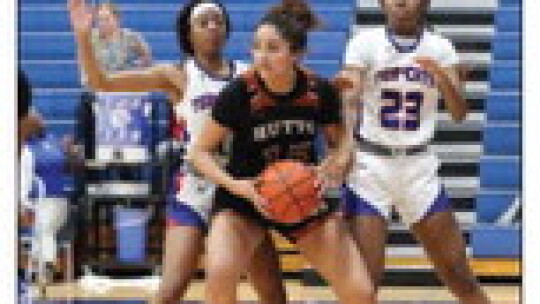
[206,257,241,288]
[342,286,376,303]
[338,277,376,303]
[155,282,187,304]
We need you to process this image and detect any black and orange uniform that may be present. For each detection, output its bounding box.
[211,66,342,237]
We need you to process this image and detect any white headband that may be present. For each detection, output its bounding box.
[190,2,223,22]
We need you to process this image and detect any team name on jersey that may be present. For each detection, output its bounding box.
[376,66,435,87]
[253,120,316,142]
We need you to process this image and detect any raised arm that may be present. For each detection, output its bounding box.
[68,0,182,97]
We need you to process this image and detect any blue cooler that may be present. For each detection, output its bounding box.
[114,207,148,263]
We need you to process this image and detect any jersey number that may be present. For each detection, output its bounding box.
[380,90,423,131]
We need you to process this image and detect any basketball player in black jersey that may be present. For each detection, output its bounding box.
[190,1,375,303]
[68,0,285,303]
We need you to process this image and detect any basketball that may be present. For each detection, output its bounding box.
[255,160,322,224]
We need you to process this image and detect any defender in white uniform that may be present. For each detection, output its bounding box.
[344,27,457,225]
[167,58,248,227]
[339,1,492,302]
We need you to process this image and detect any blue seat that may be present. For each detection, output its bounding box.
[471,225,521,257]
[486,92,520,122]
[476,192,519,223]
[489,62,520,90]
[499,0,521,8]
[33,93,80,120]
[21,34,77,60]
[21,62,80,88]
[492,33,521,61]
[479,157,520,190]
[495,7,521,32]
[21,9,71,32]
[483,125,520,155]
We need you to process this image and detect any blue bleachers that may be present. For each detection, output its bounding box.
[499,0,521,6]
[471,225,521,257]
[21,62,80,88]
[489,62,520,90]
[20,0,354,139]
[486,92,520,121]
[22,59,341,89]
[476,192,517,222]
[479,157,520,191]
[495,7,521,32]
[21,31,347,61]
[472,0,521,258]
[483,125,520,155]
[21,9,351,33]
[33,93,79,120]
[492,33,520,61]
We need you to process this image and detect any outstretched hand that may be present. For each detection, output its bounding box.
[68,0,94,35]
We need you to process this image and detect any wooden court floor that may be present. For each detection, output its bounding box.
[27,281,520,303]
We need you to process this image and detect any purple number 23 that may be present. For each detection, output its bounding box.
[380,89,423,131]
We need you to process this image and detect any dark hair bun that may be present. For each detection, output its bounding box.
[267,0,321,32]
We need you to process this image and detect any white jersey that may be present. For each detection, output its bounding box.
[174,58,249,152]
[170,58,248,222]
[344,28,459,147]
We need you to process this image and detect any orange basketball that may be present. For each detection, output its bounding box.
[255,160,322,224]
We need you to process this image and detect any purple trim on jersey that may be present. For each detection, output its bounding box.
[385,27,425,53]
[342,186,382,217]
[192,58,236,82]
[166,198,207,229]
[421,187,452,220]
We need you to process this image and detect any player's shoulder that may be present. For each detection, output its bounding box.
[423,30,455,50]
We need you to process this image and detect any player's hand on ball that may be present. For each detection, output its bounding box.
[317,153,351,189]
[229,179,270,214]
[68,0,94,35]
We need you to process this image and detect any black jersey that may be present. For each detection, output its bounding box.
[211,67,342,179]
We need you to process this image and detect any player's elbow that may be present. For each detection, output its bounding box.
[86,75,111,92]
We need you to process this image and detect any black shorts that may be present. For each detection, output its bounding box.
[212,187,340,242]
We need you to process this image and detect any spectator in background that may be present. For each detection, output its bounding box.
[19,70,42,211]
[82,1,152,82]
[19,70,78,289]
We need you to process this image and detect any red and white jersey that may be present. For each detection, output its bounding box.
[344,27,459,147]
[172,58,249,151]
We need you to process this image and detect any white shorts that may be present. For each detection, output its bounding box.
[344,149,450,227]
[166,164,215,228]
